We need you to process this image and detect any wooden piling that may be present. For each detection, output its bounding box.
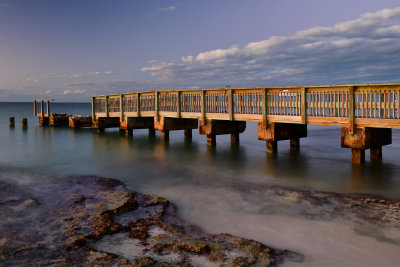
[40,100,44,116]
[22,118,28,128]
[46,100,50,116]
[290,138,300,151]
[370,147,382,162]
[184,129,192,140]
[352,149,365,164]
[231,133,239,144]
[207,134,216,146]
[33,100,37,116]
[9,117,15,127]
[161,130,169,141]
[266,140,278,154]
[125,128,133,136]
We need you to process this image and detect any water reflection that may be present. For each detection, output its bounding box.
[1,103,400,199]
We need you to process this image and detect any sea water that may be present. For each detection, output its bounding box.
[1,102,399,266]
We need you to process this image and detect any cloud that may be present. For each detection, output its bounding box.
[88,71,116,76]
[63,89,86,95]
[48,71,117,79]
[142,6,400,87]
[26,77,39,82]
[160,6,176,12]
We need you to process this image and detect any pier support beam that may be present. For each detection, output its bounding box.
[93,117,120,132]
[258,122,307,154]
[199,119,246,146]
[49,114,69,126]
[120,117,154,136]
[69,116,92,128]
[154,117,198,141]
[341,127,391,164]
[39,116,49,126]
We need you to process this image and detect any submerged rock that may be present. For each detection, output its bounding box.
[0,176,298,266]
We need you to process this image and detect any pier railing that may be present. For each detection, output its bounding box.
[92,83,400,131]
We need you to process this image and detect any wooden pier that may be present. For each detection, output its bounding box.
[37,83,400,164]
[34,99,93,128]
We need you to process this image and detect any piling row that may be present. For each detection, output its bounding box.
[9,117,28,128]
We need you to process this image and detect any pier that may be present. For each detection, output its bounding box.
[35,83,400,164]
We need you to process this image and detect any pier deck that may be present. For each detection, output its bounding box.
[92,83,400,129]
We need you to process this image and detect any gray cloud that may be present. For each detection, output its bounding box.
[142,7,400,88]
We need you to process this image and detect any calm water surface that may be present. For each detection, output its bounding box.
[1,102,400,266]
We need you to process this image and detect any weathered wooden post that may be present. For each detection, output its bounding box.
[266,140,278,154]
[201,90,206,124]
[105,96,109,118]
[348,86,355,134]
[177,91,181,119]
[46,99,50,116]
[207,134,216,146]
[228,89,234,121]
[370,147,382,162]
[120,94,124,122]
[290,138,300,151]
[231,133,240,144]
[228,89,239,144]
[91,97,96,120]
[161,130,169,141]
[9,117,15,127]
[34,100,37,116]
[155,91,159,121]
[262,88,268,125]
[22,118,28,128]
[301,87,307,124]
[40,100,44,116]
[137,92,141,117]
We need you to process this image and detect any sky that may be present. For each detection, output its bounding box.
[1,0,400,102]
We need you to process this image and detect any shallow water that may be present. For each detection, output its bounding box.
[1,102,400,266]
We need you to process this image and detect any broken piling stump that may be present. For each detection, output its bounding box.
[9,117,15,127]
[22,118,28,128]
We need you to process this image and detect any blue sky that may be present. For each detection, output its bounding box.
[1,0,400,101]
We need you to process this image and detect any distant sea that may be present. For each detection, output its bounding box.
[1,101,400,266]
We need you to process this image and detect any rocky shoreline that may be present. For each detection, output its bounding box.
[0,176,301,266]
[1,175,399,266]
